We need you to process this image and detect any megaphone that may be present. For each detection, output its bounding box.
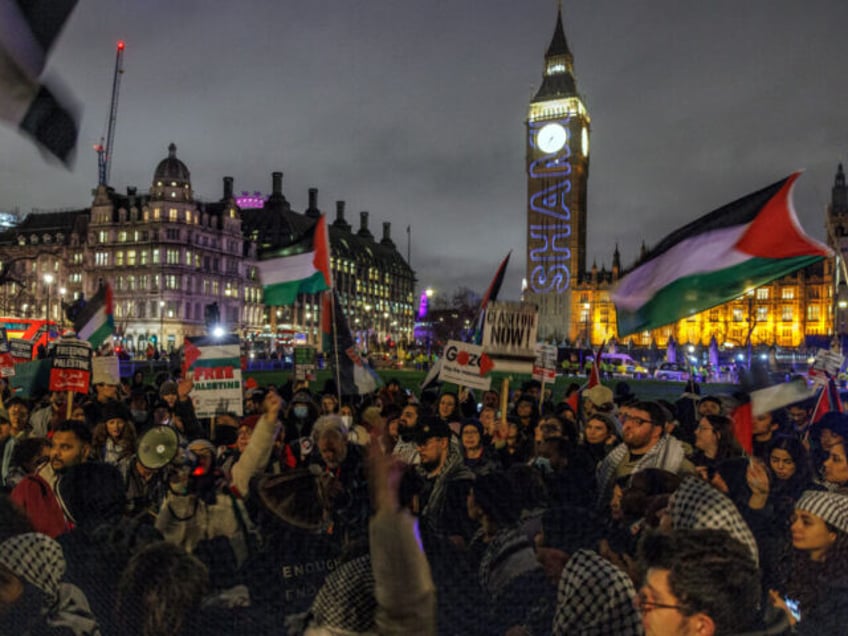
[137,426,179,470]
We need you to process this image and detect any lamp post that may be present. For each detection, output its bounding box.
[159,300,166,352]
[58,287,66,327]
[43,273,54,322]
[745,289,755,370]
[424,288,434,358]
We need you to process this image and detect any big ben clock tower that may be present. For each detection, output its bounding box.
[525,7,590,341]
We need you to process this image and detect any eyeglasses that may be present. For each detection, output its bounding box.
[634,590,690,614]
[620,413,653,427]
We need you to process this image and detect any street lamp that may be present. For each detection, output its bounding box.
[58,287,66,326]
[43,273,54,322]
[159,300,166,351]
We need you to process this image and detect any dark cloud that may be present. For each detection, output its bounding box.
[1,0,846,302]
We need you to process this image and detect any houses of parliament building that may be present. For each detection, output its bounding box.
[527,9,841,352]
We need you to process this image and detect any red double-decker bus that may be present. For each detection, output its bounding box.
[0,318,59,358]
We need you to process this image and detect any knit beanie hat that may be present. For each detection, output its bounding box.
[796,490,848,533]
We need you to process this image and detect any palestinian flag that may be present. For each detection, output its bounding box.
[612,173,831,336]
[73,283,115,348]
[258,214,332,306]
[472,251,511,345]
[0,0,79,164]
[321,290,381,396]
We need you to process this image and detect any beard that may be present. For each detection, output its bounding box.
[421,458,441,473]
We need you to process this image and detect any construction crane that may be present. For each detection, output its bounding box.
[94,40,125,187]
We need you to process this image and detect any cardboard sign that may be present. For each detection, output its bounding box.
[438,340,493,391]
[92,356,121,385]
[49,337,93,394]
[184,334,244,418]
[9,359,51,398]
[0,328,14,377]
[810,350,844,383]
[532,343,558,382]
[481,301,538,373]
[294,346,317,381]
[9,338,34,361]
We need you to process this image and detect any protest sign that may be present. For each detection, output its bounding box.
[0,328,14,377]
[9,359,51,398]
[49,337,93,394]
[809,349,844,384]
[532,343,558,382]
[481,301,538,373]
[92,356,120,386]
[9,338,34,361]
[184,334,243,418]
[438,340,493,391]
[294,346,317,381]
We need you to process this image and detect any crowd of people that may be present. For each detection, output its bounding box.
[0,366,847,635]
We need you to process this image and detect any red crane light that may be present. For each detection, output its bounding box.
[117,40,125,50]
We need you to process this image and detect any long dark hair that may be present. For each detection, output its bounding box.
[787,525,848,616]
[767,435,815,499]
[702,414,744,460]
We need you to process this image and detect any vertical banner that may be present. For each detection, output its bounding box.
[481,301,539,373]
[0,328,14,377]
[49,337,93,393]
[184,334,244,417]
[294,345,317,381]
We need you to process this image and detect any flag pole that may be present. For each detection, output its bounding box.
[329,291,342,405]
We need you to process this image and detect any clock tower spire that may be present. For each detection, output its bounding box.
[525,6,590,342]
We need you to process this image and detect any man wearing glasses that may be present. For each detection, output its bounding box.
[596,400,695,507]
[636,528,789,635]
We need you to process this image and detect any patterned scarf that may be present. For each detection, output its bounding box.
[596,434,687,504]
[478,525,540,596]
[419,441,473,534]
[553,549,643,636]
[309,554,377,634]
[669,476,759,564]
[0,532,101,635]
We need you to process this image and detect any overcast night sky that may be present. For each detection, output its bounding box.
[1,0,846,301]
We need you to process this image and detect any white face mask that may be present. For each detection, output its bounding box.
[340,415,353,431]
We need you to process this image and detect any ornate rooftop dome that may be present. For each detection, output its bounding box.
[153,143,191,185]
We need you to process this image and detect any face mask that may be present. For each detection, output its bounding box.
[294,405,309,419]
[340,415,353,430]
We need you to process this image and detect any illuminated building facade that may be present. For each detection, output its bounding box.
[569,164,848,350]
[0,144,266,353]
[240,177,416,352]
[570,258,833,350]
[0,146,414,356]
[525,8,590,341]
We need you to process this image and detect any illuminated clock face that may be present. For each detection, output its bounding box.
[536,123,567,153]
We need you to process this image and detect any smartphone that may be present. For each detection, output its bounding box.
[784,597,801,621]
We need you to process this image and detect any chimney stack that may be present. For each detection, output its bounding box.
[305,188,320,218]
[272,172,283,196]
[223,176,233,200]
[336,200,346,222]
[382,222,391,241]
[360,211,369,232]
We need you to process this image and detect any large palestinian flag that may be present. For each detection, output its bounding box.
[612,173,831,336]
[257,214,332,306]
[73,282,115,348]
